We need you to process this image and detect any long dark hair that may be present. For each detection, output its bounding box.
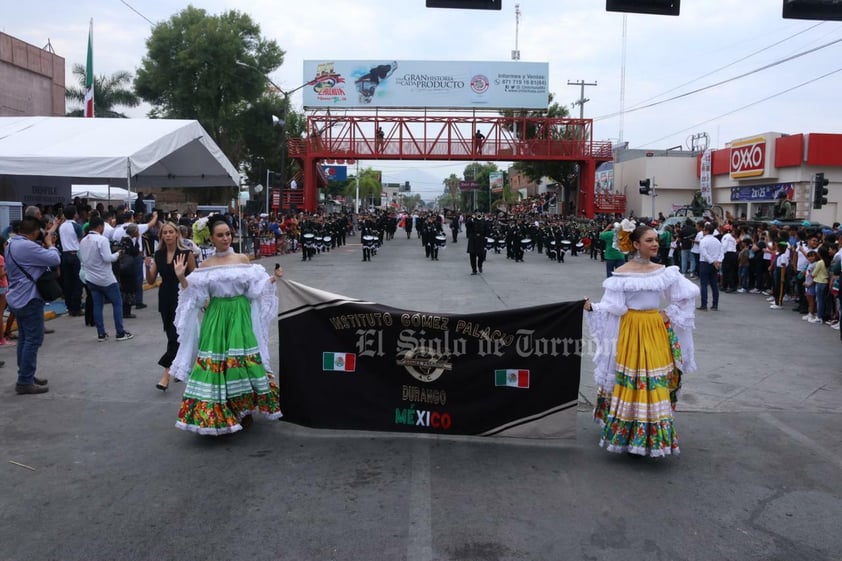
[818,245,832,268]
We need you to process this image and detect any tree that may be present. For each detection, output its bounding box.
[402,194,422,213]
[441,173,461,211]
[65,64,140,118]
[344,168,382,210]
[461,162,498,211]
[238,94,306,192]
[500,93,578,190]
[134,5,285,165]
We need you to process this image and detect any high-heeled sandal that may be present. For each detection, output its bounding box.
[156,382,169,392]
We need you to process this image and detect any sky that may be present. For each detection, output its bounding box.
[4,0,842,199]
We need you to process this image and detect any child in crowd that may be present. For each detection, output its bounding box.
[803,250,819,323]
[737,239,751,293]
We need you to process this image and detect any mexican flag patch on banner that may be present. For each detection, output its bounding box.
[495,369,530,388]
[323,352,356,372]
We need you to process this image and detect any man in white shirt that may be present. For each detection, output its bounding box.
[79,216,133,342]
[58,205,85,316]
[720,225,738,292]
[698,222,723,311]
[691,223,704,279]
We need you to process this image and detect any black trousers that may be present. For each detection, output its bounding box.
[469,251,486,273]
[158,308,179,368]
[722,251,738,290]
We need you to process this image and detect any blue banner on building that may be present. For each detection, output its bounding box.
[730,183,794,202]
[321,165,347,182]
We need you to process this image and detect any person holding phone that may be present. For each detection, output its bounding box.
[145,221,196,391]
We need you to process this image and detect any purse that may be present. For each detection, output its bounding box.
[8,242,64,302]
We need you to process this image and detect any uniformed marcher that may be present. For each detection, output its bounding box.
[465,212,489,275]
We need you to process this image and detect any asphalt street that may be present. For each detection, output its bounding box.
[1,231,840,561]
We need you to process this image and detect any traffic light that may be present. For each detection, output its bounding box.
[606,0,680,16]
[783,0,842,21]
[813,172,829,209]
[426,0,501,9]
[639,179,651,195]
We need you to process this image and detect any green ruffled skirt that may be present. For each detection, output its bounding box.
[176,295,281,435]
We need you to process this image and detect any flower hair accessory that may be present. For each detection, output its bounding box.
[192,216,210,245]
[615,218,637,254]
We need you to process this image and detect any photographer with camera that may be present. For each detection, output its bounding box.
[5,215,62,394]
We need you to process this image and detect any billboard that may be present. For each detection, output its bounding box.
[321,165,347,182]
[303,60,549,110]
[489,171,504,193]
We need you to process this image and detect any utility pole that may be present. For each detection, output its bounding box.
[511,3,521,60]
[567,79,597,119]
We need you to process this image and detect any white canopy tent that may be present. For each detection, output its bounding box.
[71,185,137,203]
[0,117,240,201]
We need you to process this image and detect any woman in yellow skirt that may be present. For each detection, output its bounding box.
[585,222,699,456]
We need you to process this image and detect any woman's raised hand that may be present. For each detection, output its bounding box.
[173,253,188,279]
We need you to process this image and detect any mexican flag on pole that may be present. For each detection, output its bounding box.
[83,19,94,118]
[323,352,356,372]
[494,369,530,388]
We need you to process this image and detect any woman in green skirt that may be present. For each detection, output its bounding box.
[170,216,284,435]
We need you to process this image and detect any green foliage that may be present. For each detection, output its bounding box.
[402,193,422,212]
[134,5,285,165]
[461,162,498,211]
[500,92,578,189]
[344,168,382,209]
[441,173,461,211]
[65,64,140,118]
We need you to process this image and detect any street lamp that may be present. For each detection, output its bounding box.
[235,60,315,215]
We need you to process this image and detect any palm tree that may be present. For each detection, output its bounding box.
[442,174,460,211]
[65,63,140,118]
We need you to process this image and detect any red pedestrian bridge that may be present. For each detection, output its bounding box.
[287,113,616,216]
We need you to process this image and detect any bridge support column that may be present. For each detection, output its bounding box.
[579,158,596,219]
[303,157,319,212]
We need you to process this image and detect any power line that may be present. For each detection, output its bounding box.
[595,33,842,122]
[625,22,825,111]
[119,0,155,26]
[634,66,842,148]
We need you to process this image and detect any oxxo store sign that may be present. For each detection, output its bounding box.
[730,136,768,179]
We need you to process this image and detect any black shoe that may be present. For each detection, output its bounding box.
[471,271,477,275]
[478,268,483,273]
[697,306,708,311]
[33,376,48,386]
[16,384,49,395]
[124,313,137,319]
[156,383,168,392]
[44,328,55,334]
[710,306,718,311]
[135,303,147,309]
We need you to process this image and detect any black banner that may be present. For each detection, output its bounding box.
[277,280,582,438]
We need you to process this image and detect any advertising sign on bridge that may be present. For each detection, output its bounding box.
[303,60,549,110]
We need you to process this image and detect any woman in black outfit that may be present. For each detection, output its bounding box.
[145,221,196,391]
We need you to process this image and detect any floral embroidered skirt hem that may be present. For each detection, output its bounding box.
[176,295,282,435]
[593,309,681,457]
